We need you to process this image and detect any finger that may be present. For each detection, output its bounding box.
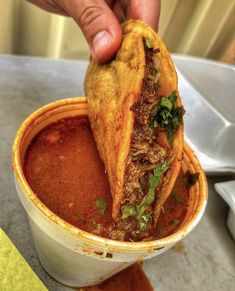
[124,0,161,31]
[58,0,122,62]
[112,1,127,23]
[27,0,68,16]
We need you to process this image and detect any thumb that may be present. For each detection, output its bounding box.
[59,0,122,62]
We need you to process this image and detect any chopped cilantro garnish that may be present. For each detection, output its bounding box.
[121,161,169,231]
[159,108,172,125]
[145,161,169,206]
[135,204,146,217]
[160,97,173,111]
[172,107,184,125]
[172,219,181,226]
[145,37,152,49]
[184,171,200,188]
[121,204,137,219]
[168,91,177,103]
[95,198,107,215]
[151,91,184,147]
[139,212,152,231]
[153,120,158,128]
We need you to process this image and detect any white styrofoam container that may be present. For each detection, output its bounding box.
[12,98,208,287]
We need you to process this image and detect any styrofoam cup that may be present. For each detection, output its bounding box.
[12,97,208,287]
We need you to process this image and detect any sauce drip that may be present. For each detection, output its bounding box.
[79,263,153,291]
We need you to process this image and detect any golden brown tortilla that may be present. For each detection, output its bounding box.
[85,20,183,229]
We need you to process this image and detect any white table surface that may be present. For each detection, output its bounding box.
[0,54,234,291]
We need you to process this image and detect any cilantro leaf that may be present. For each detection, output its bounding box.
[121,204,137,219]
[159,108,172,125]
[145,37,152,49]
[95,198,107,215]
[160,97,173,111]
[172,219,181,226]
[121,161,169,232]
[168,91,177,103]
[153,120,158,128]
[151,91,184,147]
[145,161,169,206]
[139,212,152,231]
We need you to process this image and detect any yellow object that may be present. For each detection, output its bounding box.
[0,228,47,291]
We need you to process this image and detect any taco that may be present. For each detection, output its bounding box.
[85,20,184,239]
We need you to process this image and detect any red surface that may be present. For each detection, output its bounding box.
[24,117,114,237]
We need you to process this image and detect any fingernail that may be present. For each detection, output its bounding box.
[92,31,113,59]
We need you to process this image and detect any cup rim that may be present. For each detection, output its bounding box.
[12,97,208,251]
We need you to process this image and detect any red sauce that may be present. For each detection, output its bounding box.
[24,116,189,241]
[154,170,188,238]
[24,117,114,237]
[80,263,153,291]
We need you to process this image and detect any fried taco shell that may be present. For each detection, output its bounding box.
[85,20,184,237]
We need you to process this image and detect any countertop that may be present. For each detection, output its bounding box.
[0,54,234,291]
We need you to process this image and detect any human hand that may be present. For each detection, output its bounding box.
[27,0,161,62]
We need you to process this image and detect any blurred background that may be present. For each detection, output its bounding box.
[1,0,234,63]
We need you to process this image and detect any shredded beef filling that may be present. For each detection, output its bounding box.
[113,38,169,241]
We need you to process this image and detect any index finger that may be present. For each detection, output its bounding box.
[126,0,161,31]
